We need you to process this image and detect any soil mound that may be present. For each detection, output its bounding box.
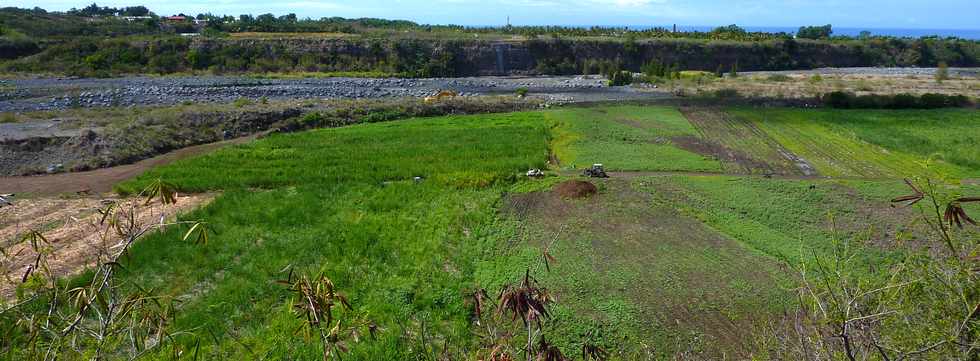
[553,180,598,199]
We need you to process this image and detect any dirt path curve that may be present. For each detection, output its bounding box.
[0,133,263,196]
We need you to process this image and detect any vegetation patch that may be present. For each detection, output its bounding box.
[482,179,792,358]
[733,108,980,179]
[548,105,722,172]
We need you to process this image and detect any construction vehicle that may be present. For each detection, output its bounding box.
[424,90,458,103]
[583,164,608,178]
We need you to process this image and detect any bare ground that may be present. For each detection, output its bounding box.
[0,194,213,298]
[679,107,817,176]
[666,70,980,100]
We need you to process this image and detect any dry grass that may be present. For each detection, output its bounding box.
[0,194,213,298]
[683,74,980,99]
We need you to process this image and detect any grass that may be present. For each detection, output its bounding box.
[549,105,722,172]
[477,179,793,358]
[102,111,554,359]
[17,104,978,359]
[732,108,980,179]
[638,176,911,266]
[118,112,551,193]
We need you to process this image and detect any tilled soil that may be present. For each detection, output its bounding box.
[0,194,213,298]
[679,107,817,176]
[0,75,666,112]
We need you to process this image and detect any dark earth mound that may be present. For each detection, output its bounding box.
[554,180,598,198]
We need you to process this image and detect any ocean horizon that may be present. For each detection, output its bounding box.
[627,25,980,40]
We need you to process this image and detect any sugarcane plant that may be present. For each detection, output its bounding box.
[278,267,376,361]
[790,176,979,360]
[0,178,210,360]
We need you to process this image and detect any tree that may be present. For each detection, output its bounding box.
[120,6,150,16]
[936,61,949,83]
[710,24,747,39]
[797,24,833,39]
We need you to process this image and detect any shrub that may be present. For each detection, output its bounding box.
[233,97,253,108]
[822,92,971,109]
[608,71,633,86]
[936,62,949,83]
[515,87,529,98]
[822,91,854,108]
[919,93,949,108]
[714,88,740,99]
[889,93,918,109]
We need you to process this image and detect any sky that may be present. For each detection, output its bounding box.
[4,0,979,29]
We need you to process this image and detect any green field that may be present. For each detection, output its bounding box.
[6,105,979,359]
[549,106,722,172]
[732,108,980,180]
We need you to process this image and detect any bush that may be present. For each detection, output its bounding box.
[890,93,918,108]
[233,98,253,108]
[714,88,740,99]
[822,91,972,109]
[936,62,949,83]
[822,91,854,108]
[515,87,529,98]
[608,71,633,86]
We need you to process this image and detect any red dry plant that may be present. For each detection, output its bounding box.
[891,179,925,206]
[581,342,609,361]
[535,336,569,361]
[944,197,980,228]
[497,270,554,328]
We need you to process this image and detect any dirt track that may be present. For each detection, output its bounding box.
[0,133,258,196]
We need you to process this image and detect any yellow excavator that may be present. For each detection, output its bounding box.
[423,90,458,103]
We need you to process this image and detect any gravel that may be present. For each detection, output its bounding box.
[0,75,663,112]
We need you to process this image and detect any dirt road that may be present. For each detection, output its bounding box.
[0,134,258,196]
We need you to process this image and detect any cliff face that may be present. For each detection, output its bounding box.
[188,37,977,76]
[8,35,977,77]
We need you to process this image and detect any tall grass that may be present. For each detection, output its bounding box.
[104,111,553,359]
[118,112,551,193]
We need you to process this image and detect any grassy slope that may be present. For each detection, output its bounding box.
[111,112,552,359]
[96,105,978,359]
[549,106,721,172]
[733,108,980,180]
[118,112,550,193]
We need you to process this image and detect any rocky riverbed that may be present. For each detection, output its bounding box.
[0,75,662,112]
